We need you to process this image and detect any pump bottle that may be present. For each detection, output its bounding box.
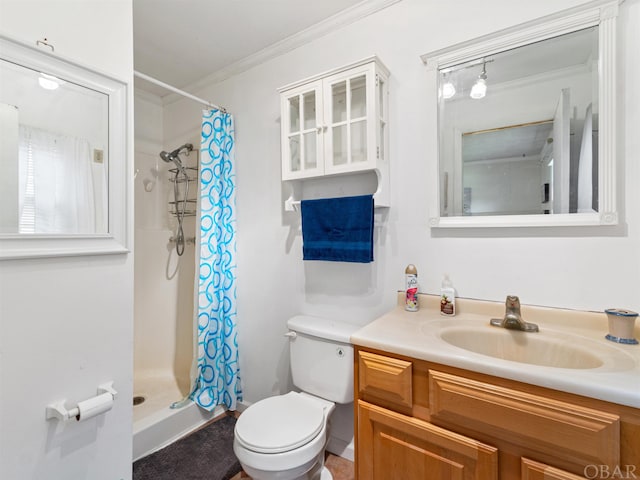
[440,274,456,316]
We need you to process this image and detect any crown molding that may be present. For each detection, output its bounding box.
[134,86,163,106]
[421,0,617,68]
[162,0,401,107]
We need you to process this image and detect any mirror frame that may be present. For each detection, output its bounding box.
[422,0,619,228]
[0,34,129,259]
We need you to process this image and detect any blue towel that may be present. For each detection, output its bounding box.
[301,194,374,263]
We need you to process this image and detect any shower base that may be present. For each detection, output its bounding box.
[133,372,222,461]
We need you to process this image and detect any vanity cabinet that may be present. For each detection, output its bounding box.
[355,348,640,479]
[279,57,389,182]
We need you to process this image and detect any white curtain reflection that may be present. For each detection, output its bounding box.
[18,126,104,234]
[577,103,594,213]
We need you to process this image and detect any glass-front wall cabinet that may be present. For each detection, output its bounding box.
[284,80,323,178]
[280,57,389,181]
[328,73,367,167]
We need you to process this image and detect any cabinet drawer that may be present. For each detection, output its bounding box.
[358,351,412,409]
[429,370,620,469]
[522,457,586,479]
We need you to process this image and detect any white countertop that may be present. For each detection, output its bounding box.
[351,294,640,409]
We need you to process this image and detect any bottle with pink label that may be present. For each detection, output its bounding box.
[405,264,419,312]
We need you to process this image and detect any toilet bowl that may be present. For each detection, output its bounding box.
[233,392,335,480]
[233,315,359,480]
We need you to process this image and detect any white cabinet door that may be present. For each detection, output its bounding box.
[323,63,377,175]
[281,80,324,180]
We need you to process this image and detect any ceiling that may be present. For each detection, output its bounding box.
[133,0,365,97]
[462,122,553,164]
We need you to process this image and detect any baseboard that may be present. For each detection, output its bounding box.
[235,399,251,413]
[326,436,354,462]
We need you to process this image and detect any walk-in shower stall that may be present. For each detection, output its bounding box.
[132,135,216,460]
[132,86,239,460]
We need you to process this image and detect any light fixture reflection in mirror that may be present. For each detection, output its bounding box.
[38,73,61,90]
[469,60,488,99]
[441,73,456,99]
[438,26,599,218]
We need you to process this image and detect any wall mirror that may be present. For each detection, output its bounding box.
[422,0,619,228]
[0,35,128,258]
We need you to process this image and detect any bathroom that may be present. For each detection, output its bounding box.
[0,0,639,479]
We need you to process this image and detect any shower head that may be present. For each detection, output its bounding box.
[159,150,184,172]
[159,143,193,172]
[159,150,174,163]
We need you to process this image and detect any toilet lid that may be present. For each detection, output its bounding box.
[235,392,324,454]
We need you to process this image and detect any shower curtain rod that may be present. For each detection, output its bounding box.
[134,70,226,112]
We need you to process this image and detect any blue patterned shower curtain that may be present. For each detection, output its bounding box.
[190,109,242,411]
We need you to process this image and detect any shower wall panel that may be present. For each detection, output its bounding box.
[134,95,195,387]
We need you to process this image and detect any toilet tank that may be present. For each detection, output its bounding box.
[287,315,360,404]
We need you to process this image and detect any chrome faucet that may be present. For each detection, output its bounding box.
[490,295,539,332]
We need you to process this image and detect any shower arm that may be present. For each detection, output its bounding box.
[169,143,193,158]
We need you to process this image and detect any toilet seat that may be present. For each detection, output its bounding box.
[235,392,325,454]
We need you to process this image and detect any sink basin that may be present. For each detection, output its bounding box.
[428,321,635,370]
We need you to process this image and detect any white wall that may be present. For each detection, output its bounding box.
[464,159,544,215]
[0,1,134,479]
[161,0,640,450]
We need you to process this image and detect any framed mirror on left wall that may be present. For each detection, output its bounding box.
[0,34,128,259]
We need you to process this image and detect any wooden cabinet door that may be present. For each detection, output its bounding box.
[357,400,498,480]
[522,458,587,479]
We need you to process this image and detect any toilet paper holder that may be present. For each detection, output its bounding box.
[46,382,118,422]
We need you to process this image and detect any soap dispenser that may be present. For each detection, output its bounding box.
[440,275,456,316]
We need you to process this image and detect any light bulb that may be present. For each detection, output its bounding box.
[442,82,456,99]
[470,78,487,99]
[38,73,60,90]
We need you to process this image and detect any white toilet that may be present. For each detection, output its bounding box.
[233,315,359,480]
